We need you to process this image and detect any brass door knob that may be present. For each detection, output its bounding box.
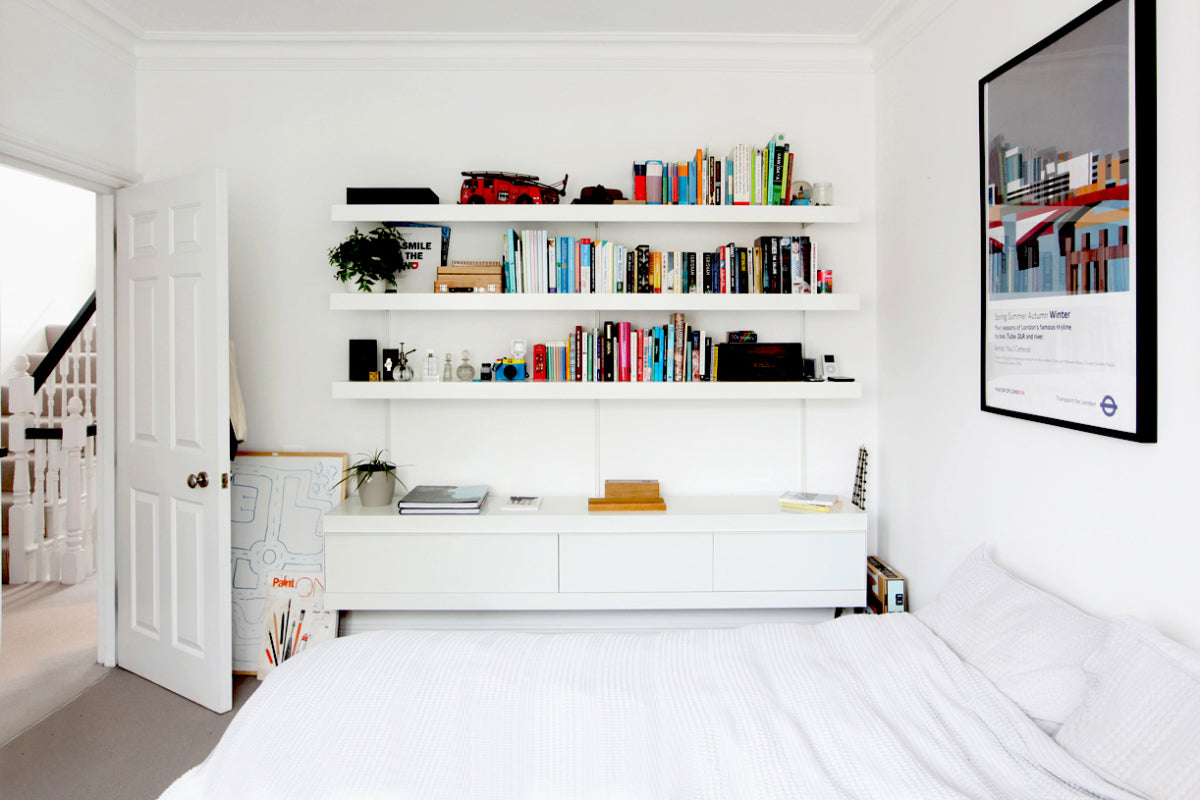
[187,471,209,489]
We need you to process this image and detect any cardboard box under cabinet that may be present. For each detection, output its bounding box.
[867,555,906,613]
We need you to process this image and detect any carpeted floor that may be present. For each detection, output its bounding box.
[0,577,110,745]
[0,668,259,800]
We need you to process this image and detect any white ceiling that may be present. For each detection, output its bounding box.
[92,0,900,39]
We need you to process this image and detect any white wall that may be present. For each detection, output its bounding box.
[0,163,96,377]
[876,0,1200,650]
[0,0,136,176]
[136,58,878,502]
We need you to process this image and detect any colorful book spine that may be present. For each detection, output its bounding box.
[646,161,663,205]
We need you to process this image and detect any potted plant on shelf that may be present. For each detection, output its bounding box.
[328,225,410,292]
[335,450,406,507]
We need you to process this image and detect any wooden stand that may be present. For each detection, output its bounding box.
[588,479,666,512]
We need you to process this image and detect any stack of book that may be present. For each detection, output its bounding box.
[435,261,502,293]
[779,491,841,513]
[396,484,489,514]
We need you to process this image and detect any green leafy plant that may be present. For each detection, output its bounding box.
[328,225,410,291]
[333,449,407,493]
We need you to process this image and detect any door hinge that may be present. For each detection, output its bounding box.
[221,472,229,489]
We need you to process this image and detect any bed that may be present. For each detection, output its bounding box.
[160,547,1200,800]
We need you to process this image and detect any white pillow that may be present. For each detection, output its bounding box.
[913,544,1108,734]
[1054,617,1200,800]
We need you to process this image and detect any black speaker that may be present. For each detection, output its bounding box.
[348,339,378,382]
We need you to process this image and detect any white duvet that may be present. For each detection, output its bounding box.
[161,615,1141,800]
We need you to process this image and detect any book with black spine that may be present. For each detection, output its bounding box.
[736,247,749,294]
[636,245,651,293]
[603,320,615,382]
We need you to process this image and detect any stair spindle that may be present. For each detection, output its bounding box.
[43,435,63,582]
[60,398,87,584]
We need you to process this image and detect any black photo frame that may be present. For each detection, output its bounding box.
[979,0,1156,442]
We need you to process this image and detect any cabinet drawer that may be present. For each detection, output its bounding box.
[560,533,712,592]
[713,532,864,591]
[325,533,558,593]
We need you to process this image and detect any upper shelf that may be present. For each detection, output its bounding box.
[330,204,861,225]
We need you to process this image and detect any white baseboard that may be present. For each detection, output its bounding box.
[339,607,835,635]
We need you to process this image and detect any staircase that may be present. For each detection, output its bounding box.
[2,298,98,586]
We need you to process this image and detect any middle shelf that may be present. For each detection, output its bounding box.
[330,292,861,312]
[332,380,862,401]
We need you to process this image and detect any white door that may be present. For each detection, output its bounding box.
[114,170,231,712]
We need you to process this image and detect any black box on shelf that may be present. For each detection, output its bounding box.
[346,187,439,204]
[712,343,804,382]
[348,339,378,382]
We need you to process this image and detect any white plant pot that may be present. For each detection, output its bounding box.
[356,470,397,506]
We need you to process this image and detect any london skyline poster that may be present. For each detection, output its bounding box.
[979,0,1156,442]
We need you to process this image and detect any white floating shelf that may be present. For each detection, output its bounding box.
[331,203,860,225]
[330,292,860,312]
[331,380,862,401]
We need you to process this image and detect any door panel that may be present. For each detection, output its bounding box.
[116,170,230,712]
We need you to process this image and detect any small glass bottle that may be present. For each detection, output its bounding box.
[456,349,476,382]
[423,350,439,382]
[442,353,453,382]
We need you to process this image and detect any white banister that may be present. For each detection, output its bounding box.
[61,397,87,584]
[7,313,100,585]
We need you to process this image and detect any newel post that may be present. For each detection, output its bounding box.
[6,357,35,584]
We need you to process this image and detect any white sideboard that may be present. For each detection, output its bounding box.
[322,495,866,611]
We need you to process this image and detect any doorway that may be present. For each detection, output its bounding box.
[0,161,106,743]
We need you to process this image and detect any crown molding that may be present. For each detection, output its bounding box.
[0,126,140,192]
[863,0,960,69]
[128,31,873,73]
[42,0,897,73]
[22,0,139,66]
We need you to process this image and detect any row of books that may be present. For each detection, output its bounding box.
[501,230,825,295]
[633,133,796,206]
[537,314,705,383]
[531,314,804,383]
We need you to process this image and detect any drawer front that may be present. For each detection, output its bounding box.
[559,533,712,593]
[714,532,864,592]
[325,533,558,594]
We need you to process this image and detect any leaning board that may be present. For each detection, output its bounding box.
[230,452,347,672]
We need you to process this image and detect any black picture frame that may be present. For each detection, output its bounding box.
[979,0,1156,442]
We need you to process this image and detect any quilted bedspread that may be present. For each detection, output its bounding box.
[160,614,1140,800]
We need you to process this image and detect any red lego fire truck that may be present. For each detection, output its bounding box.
[459,171,568,204]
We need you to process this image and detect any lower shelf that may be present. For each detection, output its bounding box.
[331,380,862,400]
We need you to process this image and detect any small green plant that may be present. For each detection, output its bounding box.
[333,450,407,493]
[328,225,409,291]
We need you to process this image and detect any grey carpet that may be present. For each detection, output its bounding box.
[0,577,110,745]
[0,668,259,800]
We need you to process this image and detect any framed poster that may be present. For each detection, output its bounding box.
[979,0,1156,441]
[230,451,347,673]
